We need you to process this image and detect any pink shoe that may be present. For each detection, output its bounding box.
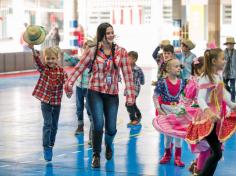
[174,147,185,167]
[160,148,171,164]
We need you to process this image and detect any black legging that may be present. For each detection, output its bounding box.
[199,124,222,176]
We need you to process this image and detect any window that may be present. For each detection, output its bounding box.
[40,0,63,9]
[0,0,64,49]
[142,6,151,24]
[89,11,111,24]
[0,0,13,39]
[86,0,151,25]
[222,5,232,24]
[24,0,37,8]
[163,0,172,23]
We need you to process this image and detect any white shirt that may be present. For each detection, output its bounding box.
[197,74,236,111]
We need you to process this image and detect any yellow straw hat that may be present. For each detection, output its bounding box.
[224,37,236,45]
[181,39,195,50]
[160,40,171,47]
[23,25,46,45]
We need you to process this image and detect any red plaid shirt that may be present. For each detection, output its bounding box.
[65,44,135,104]
[32,53,68,105]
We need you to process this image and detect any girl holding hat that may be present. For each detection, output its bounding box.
[24,25,69,161]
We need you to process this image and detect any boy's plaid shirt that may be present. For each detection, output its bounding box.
[32,52,68,105]
[65,45,135,104]
[124,65,145,97]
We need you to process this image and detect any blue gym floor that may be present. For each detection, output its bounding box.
[0,68,235,176]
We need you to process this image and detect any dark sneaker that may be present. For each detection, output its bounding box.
[188,160,196,173]
[105,145,112,160]
[75,124,84,135]
[137,116,142,123]
[127,120,140,127]
[91,154,100,168]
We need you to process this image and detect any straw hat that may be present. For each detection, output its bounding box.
[181,39,195,50]
[224,37,236,45]
[160,40,171,47]
[23,25,46,45]
[85,36,97,47]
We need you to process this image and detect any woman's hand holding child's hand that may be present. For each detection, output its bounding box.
[64,81,73,98]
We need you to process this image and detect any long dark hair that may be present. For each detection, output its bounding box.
[89,22,116,73]
[202,48,223,82]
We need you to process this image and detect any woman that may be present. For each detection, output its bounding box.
[64,22,135,168]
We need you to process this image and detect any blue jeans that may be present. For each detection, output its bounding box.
[76,87,92,125]
[41,102,61,149]
[87,90,118,154]
[224,78,235,102]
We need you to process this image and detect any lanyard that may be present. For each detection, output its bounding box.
[99,48,113,71]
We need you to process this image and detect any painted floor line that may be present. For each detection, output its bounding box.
[55,154,66,158]
[0,165,10,168]
[19,161,33,164]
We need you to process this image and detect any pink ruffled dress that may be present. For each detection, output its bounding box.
[153,76,199,139]
[153,77,236,152]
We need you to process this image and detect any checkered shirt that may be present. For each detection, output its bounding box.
[65,44,135,104]
[124,65,145,97]
[32,52,68,105]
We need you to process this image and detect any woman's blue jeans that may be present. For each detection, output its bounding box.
[87,90,118,154]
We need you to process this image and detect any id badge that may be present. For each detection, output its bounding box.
[106,75,112,85]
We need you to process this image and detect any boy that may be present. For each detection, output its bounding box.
[179,39,196,80]
[125,51,145,126]
[152,44,175,86]
[223,37,236,102]
[29,45,68,161]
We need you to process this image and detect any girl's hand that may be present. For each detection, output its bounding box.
[232,105,236,112]
[204,108,220,122]
[227,106,236,119]
[213,115,221,122]
[157,108,166,116]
